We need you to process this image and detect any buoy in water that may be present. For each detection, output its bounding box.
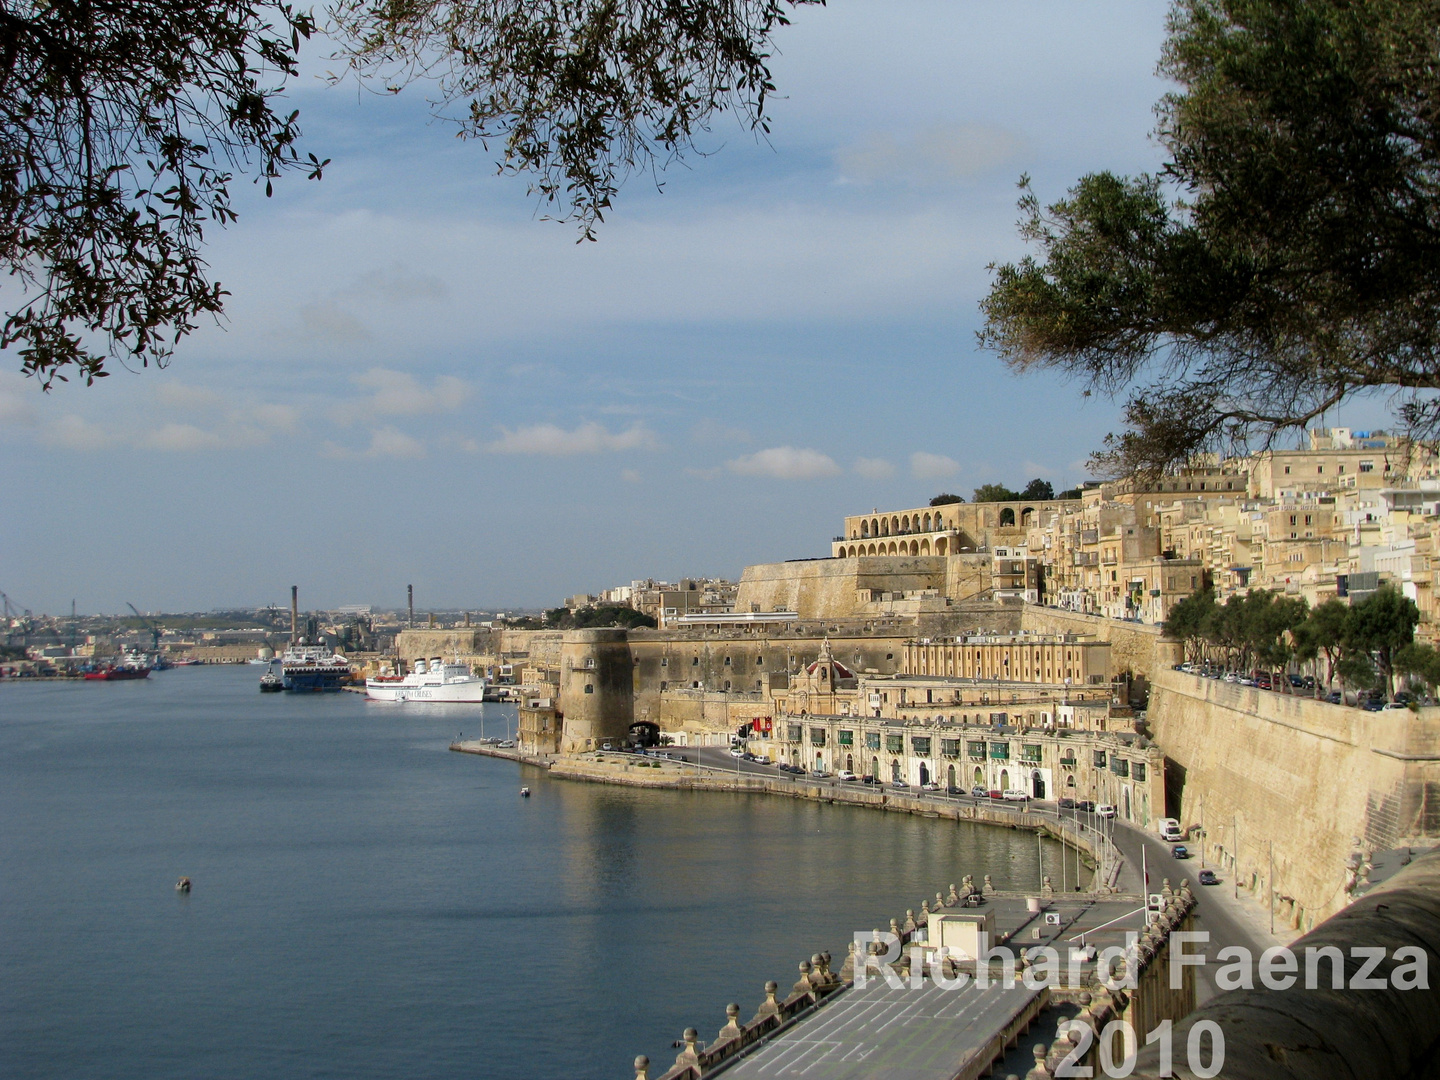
[520,787,531,798]
[175,876,192,893]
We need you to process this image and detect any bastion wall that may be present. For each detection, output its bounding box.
[1019,605,1179,677]
[1146,668,1440,928]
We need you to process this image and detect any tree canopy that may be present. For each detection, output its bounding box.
[929,492,965,506]
[2,0,820,383]
[980,0,1440,476]
[972,478,1057,503]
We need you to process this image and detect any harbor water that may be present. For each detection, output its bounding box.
[1,665,1058,1079]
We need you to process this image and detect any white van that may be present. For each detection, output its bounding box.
[1158,817,1183,842]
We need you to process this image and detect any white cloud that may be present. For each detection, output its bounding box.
[727,446,842,480]
[154,383,224,412]
[910,451,961,479]
[0,378,37,426]
[620,468,642,483]
[298,299,370,343]
[487,422,656,455]
[324,426,427,460]
[45,414,111,451]
[341,263,447,303]
[332,367,470,425]
[835,124,1024,186]
[854,457,895,479]
[139,423,225,452]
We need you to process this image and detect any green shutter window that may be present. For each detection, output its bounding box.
[886,734,903,754]
[1133,761,1147,782]
[1093,750,1106,768]
[788,724,802,742]
[810,729,827,747]
[990,741,1009,760]
[1022,744,1043,762]
[912,737,931,756]
[866,732,881,750]
[838,730,854,746]
[942,739,960,758]
[967,741,986,759]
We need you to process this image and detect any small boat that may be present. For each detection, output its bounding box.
[520,787,531,798]
[259,671,284,692]
[175,877,191,893]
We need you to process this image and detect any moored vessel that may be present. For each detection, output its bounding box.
[280,645,351,692]
[366,658,486,702]
[83,652,153,681]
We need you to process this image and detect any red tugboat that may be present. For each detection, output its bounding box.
[84,652,152,680]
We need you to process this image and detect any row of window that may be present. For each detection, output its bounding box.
[660,655,765,667]
[786,727,1146,778]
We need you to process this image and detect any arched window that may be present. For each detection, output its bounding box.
[923,513,932,531]
[861,520,870,537]
[871,518,879,536]
[936,537,947,555]
[1021,507,1034,526]
[921,539,931,554]
[892,516,900,533]
[881,518,890,536]
[910,540,920,555]
[901,515,910,531]
[1000,507,1016,526]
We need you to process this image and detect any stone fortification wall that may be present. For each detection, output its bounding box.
[1020,605,1179,677]
[395,628,563,671]
[558,629,633,753]
[736,556,965,619]
[627,626,911,729]
[1146,669,1440,928]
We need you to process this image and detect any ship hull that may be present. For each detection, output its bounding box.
[282,668,348,692]
[84,667,151,681]
[365,679,487,703]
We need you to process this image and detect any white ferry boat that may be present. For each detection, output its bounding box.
[365,658,486,703]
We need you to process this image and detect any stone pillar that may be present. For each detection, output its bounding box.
[559,628,634,754]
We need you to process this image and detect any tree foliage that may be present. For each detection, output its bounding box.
[545,604,656,629]
[980,0,1440,476]
[929,492,964,506]
[327,0,823,239]
[972,478,1054,503]
[1,1,327,385]
[4,0,821,383]
[1171,583,1418,698]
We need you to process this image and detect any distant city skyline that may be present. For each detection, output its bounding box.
[0,2,1394,613]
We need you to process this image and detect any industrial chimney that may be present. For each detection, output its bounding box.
[407,584,414,628]
[290,585,298,645]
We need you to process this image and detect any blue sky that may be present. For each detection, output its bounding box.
[1,0,1312,613]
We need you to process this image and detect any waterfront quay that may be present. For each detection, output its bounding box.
[451,740,1207,1080]
[629,879,1197,1080]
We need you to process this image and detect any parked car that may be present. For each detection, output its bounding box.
[1002,789,1030,802]
[1096,804,1117,819]
[1362,698,1385,712]
[1198,869,1219,886]
[810,768,830,778]
[891,781,911,791]
[729,746,745,757]
[920,781,940,791]
[837,769,858,782]
[987,789,1004,800]
[860,774,878,785]
[1076,800,1097,813]
[1172,845,1190,860]
[1058,797,1077,809]
[1325,690,1343,704]
[1158,817,1183,842]
[971,785,989,798]
[1382,701,1411,711]
[601,742,613,751]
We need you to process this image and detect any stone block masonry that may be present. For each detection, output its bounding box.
[1146,668,1440,929]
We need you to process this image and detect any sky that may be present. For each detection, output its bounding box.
[2,0,1377,615]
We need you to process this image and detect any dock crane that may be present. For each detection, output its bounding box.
[126,603,165,652]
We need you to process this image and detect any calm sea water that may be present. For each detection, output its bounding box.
[1,665,1056,1079]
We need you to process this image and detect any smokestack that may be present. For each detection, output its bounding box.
[407,584,414,628]
[290,585,298,645]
